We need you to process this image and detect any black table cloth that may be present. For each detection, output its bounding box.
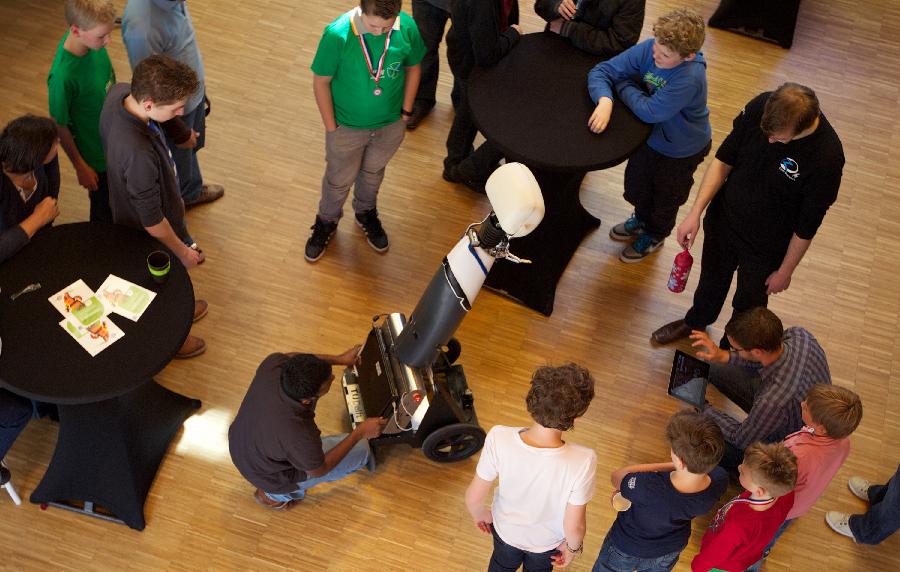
[469,32,651,315]
[709,0,801,49]
[0,222,200,530]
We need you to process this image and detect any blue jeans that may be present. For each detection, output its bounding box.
[488,525,557,572]
[165,99,206,203]
[849,464,900,545]
[592,535,681,572]
[263,434,370,502]
[745,518,793,572]
[0,389,32,460]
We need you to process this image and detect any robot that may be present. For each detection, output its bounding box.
[341,163,544,462]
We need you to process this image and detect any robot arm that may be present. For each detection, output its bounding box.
[395,163,544,367]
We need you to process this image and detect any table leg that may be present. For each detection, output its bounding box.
[29,380,200,530]
[484,169,599,315]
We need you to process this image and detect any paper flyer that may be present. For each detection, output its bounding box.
[59,317,124,356]
[48,279,106,330]
[97,274,156,322]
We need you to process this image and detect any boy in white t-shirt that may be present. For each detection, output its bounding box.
[465,364,597,571]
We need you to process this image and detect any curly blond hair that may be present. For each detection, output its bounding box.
[653,8,706,57]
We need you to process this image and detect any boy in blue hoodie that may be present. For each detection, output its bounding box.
[587,8,710,262]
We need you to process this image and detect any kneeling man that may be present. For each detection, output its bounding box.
[229,347,386,509]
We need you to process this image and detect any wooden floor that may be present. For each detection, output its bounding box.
[1,0,898,570]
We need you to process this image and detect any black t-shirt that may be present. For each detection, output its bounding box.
[228,353,325,494]
[608,467,729,558]
[709,92,844,260]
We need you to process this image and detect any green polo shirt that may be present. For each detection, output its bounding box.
[311,8,425,129]
[47,32,116,173]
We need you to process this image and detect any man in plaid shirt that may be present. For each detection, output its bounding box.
[688,307,831,473]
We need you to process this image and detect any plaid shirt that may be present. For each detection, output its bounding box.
[705,327,831,449]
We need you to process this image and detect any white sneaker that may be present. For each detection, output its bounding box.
[848,476,871,501]
[826,511,856,541]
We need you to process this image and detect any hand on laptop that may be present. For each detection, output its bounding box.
[689,331,730,363]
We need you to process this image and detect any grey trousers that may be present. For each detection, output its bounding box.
[318,120,406,221]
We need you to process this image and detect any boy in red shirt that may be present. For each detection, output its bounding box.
[691,442,797,572]
[746,384,863,570]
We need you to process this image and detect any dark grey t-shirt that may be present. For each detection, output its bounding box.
[228,353,326,494]
[99,83,189,243]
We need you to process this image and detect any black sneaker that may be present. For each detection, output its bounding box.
[355,209,389,252]
[304,216,337,262]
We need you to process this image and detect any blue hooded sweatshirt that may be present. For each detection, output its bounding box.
[587,38,711,158]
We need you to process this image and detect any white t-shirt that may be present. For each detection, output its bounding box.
[476,425,597,552]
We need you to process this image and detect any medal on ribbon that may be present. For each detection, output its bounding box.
[356,21,393,96]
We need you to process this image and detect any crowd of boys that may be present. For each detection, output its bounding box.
[1,1,897,570]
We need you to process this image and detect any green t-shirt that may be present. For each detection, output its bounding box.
[47,32,116,173]
[311,8,425,130]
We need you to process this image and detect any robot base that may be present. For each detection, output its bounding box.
[342,314,485,463]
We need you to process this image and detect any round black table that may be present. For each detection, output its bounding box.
[469,32,652,315]
[0,222,200,530]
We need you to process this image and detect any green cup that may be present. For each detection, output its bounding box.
[147,250,171,284]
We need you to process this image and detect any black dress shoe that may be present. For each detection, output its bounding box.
[406,104,433,130]
[442,164,485,194]
[651,319,692,344]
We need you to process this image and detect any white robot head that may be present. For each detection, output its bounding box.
[484,163,545,238]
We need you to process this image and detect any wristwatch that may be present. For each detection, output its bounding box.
[400,108,413,117]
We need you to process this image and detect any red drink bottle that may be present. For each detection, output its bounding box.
[668,248,693,293]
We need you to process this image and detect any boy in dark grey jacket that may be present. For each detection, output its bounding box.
[100,54,208,358]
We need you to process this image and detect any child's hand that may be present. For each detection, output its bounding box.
[472,507,493,534]
[548,19,564,34]
[75,162,99,191]
[588,97,613,133]
[550,542,577,567]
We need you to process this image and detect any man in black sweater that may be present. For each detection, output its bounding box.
[534,0,644,57]
[442,0,521,193]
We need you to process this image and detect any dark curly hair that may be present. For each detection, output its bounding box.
[280,354,333,401]
[666,410,725,474]
[0,115,58,175]
[526,363,595,430]
[131,54,199,106]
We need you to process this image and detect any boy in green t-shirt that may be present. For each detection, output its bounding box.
[48,0,117,223]
[305,0,425,263]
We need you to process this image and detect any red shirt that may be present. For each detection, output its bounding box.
[691,491,795,572]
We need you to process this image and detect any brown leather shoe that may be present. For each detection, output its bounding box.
[651,319,692,345]
[193,299,208,322]
[185,184,224,208]
[175,334,207,358]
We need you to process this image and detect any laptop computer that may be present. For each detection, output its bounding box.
[668,350,711,410]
